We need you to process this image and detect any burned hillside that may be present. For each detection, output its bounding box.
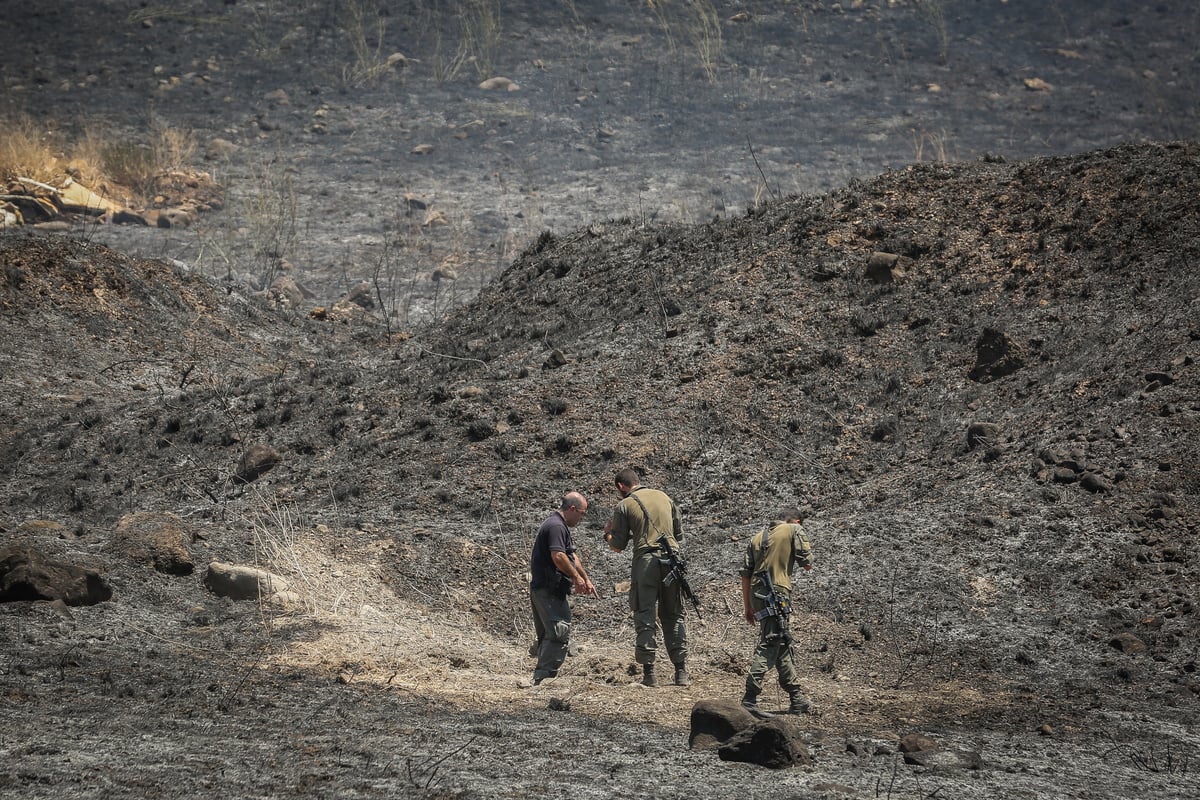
[412,140,1200,692]
[2,141,1198,798]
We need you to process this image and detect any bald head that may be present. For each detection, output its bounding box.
[560,492,588,526]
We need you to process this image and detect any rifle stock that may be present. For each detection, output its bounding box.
[754,569,794,658]
[657,537,702,619]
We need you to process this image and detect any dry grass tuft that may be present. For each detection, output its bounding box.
[1,113,199,202]
[0,115,63,184]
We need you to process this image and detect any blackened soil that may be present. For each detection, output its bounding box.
[2,3,1199,799]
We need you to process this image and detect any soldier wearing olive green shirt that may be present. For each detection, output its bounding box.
[739,508,813,717]
[604,467,689,688]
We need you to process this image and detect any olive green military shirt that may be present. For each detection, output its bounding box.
[608,485,683,554]
[739,521,812,597]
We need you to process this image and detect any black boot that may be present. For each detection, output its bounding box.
[787,693,811,714]
[741,693,774,719]
[673,662,691,686]
[642,663,657,687]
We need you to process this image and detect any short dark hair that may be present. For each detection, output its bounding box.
[615,467,640,487]
[779,507,806,523]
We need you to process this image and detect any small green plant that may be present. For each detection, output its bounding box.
[422,0,503,84]
[646,0,724,83]
[340,0,391,87]
[912,0,951,64]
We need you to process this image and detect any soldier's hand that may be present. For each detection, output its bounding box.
[744,610,756,625]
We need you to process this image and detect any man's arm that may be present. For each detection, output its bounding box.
[793,527,813,571]
[604,506,629,552]
[740,575,755,625]
[552,550,596,596]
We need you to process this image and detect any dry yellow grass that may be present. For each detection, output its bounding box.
[1,113,198,202]
[0,114,62,184]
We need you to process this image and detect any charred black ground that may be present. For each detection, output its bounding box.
[3,140,1198,799]
[2,1,1199,798]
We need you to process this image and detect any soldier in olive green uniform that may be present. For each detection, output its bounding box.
[604,467,689,687]
[739,508,813,717]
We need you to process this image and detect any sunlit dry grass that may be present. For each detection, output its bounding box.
[1,113,198,201]
[0,114,62,184]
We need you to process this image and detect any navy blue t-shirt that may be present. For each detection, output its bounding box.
[530,511,573,591]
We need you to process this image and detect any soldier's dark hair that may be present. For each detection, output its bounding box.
[779,507,806,522]
[615,467,640,487]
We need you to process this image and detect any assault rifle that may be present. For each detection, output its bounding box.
[657,536,702,620]
[753,568,794,658]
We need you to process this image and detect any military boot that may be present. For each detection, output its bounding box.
[741,693,774,720]
[642,664,657,687]
[673,662,691,686]
[787,693,811,714]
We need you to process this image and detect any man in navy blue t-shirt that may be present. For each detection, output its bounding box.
[530,492,596,684]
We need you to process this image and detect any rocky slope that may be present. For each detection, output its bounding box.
[2,140,1198,798]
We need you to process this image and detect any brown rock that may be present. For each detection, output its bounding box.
[0,546,113,605]
[236,443,281,483]
[689,699,757,750]
[112,511,195,575]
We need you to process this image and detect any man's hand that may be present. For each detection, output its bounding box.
[744,609,756,625]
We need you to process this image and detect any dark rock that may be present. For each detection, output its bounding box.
[689,699,756,750]
[1052,467,1079,484]
[899,732,940,754]
[865,251,911,283]
[969,328,1026,381]
[346,281,375,309]
[542,349,568,369]
[111,511,195,575]
[1144,371,1173,388]
[236,443,281,483]
[0,547,112,605]
[1080,472,1113,493]
[717,718,812,769]
[966,422,1000,450]
[112,209,150,225]
[1110,632,1147,654]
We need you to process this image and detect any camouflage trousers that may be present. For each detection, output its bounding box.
[629,551,688,666]
[744,612,802,698]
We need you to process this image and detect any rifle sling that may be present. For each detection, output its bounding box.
[626,490,677,554]
[754,524,793,619]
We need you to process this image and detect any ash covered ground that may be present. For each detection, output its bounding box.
[2,2,1199,798]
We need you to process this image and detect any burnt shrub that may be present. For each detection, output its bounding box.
[467,420,496,441]
[542,397,568,416]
